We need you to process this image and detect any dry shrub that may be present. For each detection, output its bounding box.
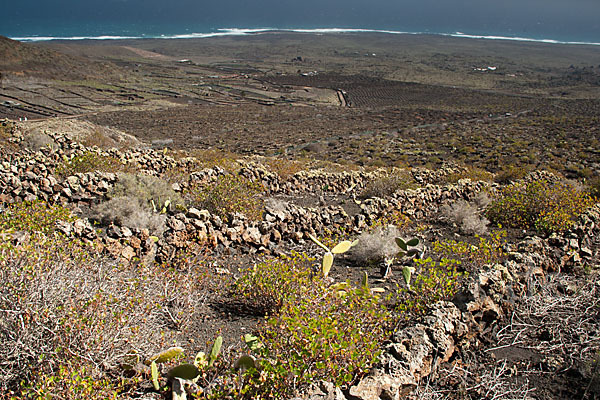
[187,148,242,173]
[444,166,494,184]
[109,173,183,210]
[349,225,403,266]
[0,202,210,394]
[81,127,139,150]
[151,138,174,149]
[93,173,183,233]
[494,164,532,184]
[359,170,415,199]
[297,158,360,173]
[586,176,600,199]
[0,120,18,152]
[94,196,167,234]
[266,158,306,181]
[441,198,489,235]
[20,129,57,152]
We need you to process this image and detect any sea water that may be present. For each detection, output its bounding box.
[2,0,599,46]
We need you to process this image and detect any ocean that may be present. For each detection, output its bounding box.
[2,0,599,46]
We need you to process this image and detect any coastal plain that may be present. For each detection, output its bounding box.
[1,32,600,177]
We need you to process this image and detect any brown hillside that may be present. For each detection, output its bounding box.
[0,35,123,80]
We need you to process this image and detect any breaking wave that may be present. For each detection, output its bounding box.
[11,27,600,46]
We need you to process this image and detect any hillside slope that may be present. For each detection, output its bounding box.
[0,36,123,80]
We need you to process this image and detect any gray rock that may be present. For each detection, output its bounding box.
[390,325,434,381]
[349,374,415,400]
[242,227,262,245]
[168,217,186,232]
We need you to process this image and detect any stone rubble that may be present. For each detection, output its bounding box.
[1,125,598,399]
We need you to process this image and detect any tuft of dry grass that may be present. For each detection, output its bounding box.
[20,130,57,152]
[349,225,404,266]
[92,173,183,233]
[359,169,416,199]
[441,198,489,236]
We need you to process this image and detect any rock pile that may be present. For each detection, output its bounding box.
[0,130,491,265]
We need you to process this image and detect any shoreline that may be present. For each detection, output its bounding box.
[9,27,600,47]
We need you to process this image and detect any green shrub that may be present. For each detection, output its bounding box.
[485,180,596,235]
[231,252,315,314]
[395,257,465,315]
[0,200,75,234]
[432,230,506,270]
[189,174,265,223]
[248,284,392,397]
[56,151,126,178]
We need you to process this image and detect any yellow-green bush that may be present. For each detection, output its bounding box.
[485,180,595,235]
[231,252,315,314]
[15,364,129,400]
[432,230,506,270]
[246,284,391,398]
[0,200,75,234]
[395,257,465,316]
[55,151,126,178]
[189,174,265,222]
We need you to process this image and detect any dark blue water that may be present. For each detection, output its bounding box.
[2,0,599,45]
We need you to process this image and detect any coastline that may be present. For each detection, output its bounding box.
[9,27,600,47]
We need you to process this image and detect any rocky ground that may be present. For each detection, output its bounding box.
[1,120,599,399]
[1,33,599,399]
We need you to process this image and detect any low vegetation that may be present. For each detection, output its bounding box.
[93,173,183,234]
[56,150,128,177]
[486,179,595,235]
[188,174,265,223]
[0,201,212,398]
[358,169,416,199]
